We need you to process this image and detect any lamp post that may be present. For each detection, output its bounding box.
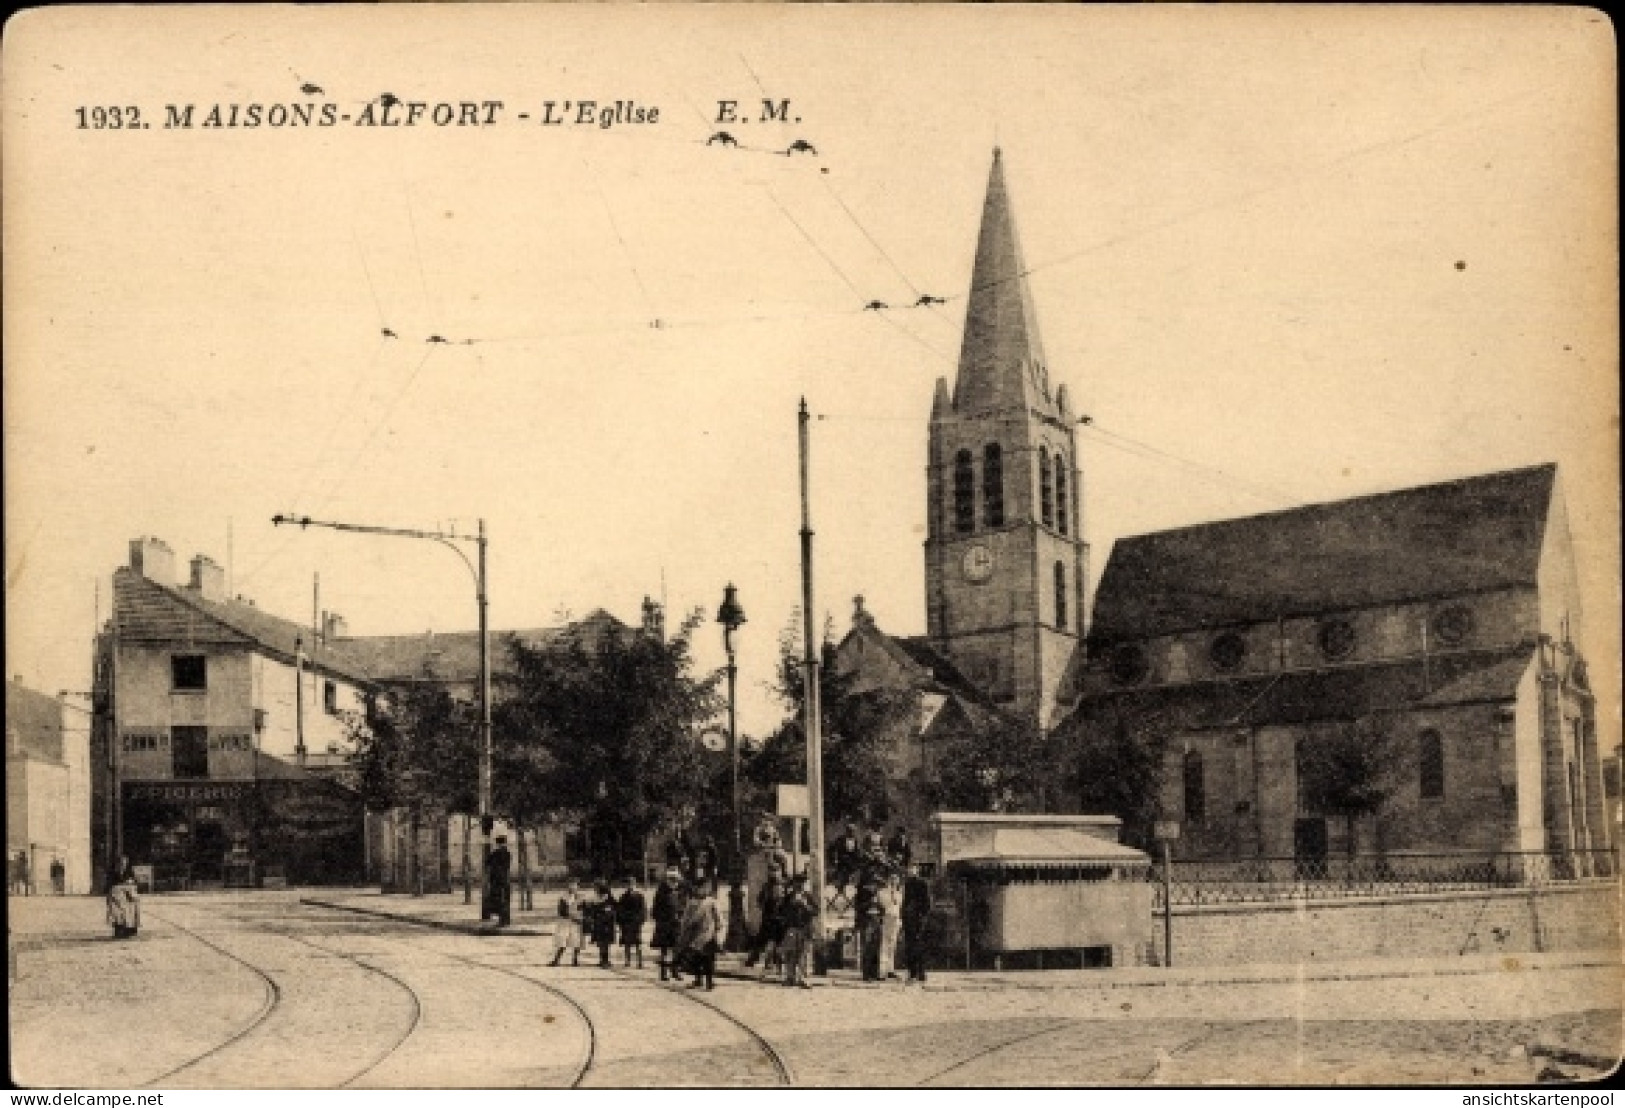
[715,583,747,867]
[271,514,491,914]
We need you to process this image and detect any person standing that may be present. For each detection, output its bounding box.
[877,870,904,980]
[887,826,912,871]
[589,882,618,968]
[901,863,933,984]
[106,857,140,939]
[750,871,785,979]
[616,876,648,968]
[677,881,722,990]
[486,836,513,927]
[650,867,684,982]
[777,874,814,989]
[550,879,586,966]
[854,873,883,982]
[830,825,860,891]
[50,856,65,896]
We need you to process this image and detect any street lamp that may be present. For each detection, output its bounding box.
[271,514,492,914]
[715,583,746,866]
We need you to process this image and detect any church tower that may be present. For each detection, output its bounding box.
[925,149,1087,729]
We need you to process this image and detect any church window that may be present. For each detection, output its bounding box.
[953,449,975,534]
[1419,730,1444,799]
[1183,750,1206,824]
[1054,561,1068,629]
[1209,632,1246,673]
[1055,457,1069,535]
[1430,605,1473,647]
[1109,644,1147,686]
[983,444,1004,528]
[1317,619,1356,661]
[1039,447,1054,527]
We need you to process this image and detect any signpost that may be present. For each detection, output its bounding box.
[1154,821,1179,968]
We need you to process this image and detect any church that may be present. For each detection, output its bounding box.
[832,151,1609,868]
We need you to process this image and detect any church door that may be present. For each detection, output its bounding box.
[1293,817,1328,878]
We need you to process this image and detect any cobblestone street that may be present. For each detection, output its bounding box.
[8,891,1620,1088]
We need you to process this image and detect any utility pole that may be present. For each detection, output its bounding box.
[798,399,828,964]
[272,513,492,917]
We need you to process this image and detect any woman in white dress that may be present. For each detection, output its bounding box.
[550,879,586,966]
[877,870,904,980]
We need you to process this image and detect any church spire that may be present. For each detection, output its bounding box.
[952,148,1052,415]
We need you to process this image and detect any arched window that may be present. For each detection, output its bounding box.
[1055,456,1069,535]
[1419,730,1444,799]
[953,449,975,534]
[983,443,1004,528]
[1054,560,1068,630]
[1183,750,1206,824]
[1039,447,1054,527]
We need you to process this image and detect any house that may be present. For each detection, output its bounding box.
[7,678,92,894]
[93,538,372,890]
[91,535,651,891]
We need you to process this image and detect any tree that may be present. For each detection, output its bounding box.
[1297,714,1405,858]
[346,680,478,890]
[1056,705,1171,850]
[744,619,914,828]
[499,609,722,877]
[926,714,1062,814]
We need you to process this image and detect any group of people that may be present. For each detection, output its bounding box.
[548,869,728,989]
[8,850,67,896]
[480,820,935,988]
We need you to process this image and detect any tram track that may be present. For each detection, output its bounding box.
[435,950,597,1087]
[142,906,427,1089]
[140,910,283,1088]
[607,965,796,1085]
[916,1017,1073,1086]
[267,928,425,1088]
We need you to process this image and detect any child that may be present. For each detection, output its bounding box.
[616,876,648,968]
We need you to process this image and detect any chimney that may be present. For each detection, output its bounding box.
[188,555,226,601]
[128,537,176,585]
[324,612,348,640]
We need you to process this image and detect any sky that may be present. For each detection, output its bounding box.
[4,5,1617,741]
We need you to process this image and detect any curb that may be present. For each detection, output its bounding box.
[298,897,1618,994]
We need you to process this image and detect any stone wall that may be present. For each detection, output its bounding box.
[1151,881,1621,967]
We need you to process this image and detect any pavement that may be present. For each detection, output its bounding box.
[299,888,1622,993]
[9,890,1623,1089]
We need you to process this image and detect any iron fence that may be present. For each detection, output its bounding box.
[1149,848,1619,909]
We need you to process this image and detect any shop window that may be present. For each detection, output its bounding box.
[172,654,207,691]
[1419,730,1444,799]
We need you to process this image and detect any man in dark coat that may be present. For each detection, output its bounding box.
[854,873,884,982]
[887,826,912,871]
[901,862,933,983]
[830,824,861,890]
[589,882,618,967]
[650,867,685,982]
[616,876,648,968]
[485,836,512,927]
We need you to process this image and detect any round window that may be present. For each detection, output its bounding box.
[1209,632,1247,673]
[1431,605,1473,647]
[1109,644,1149,686]
[1317,619,1356,660]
